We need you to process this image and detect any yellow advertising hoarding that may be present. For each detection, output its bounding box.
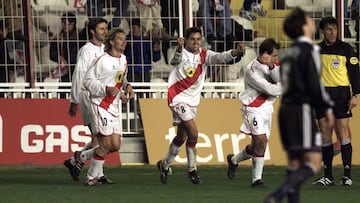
[139,99,360,166]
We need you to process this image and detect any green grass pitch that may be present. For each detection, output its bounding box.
[0,165,359,203]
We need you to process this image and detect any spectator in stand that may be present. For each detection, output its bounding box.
[50,12,79,99]
[134,0,166,37]
[33,14,55,81]
[344,0,352,38]
[86,0,129,28]
[160,0,179,38]
[124,18,161,86]
[198,0,234,51]
[1,0,26,40]
[160,0,179,64]
[0,20,15,97]
[86,0,104,17]
[125,17,161,107]
[350,0,359,55]
[239,0,267,21]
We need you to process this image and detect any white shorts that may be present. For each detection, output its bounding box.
[170,103,197,125]
[89,104,122,136]
[240,104,273,140]
[79,90,91,126]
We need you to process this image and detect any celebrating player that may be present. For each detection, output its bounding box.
[64,18,108,181]
[156,27,244,184]
[227,38,281,187]
[82,28,134,185]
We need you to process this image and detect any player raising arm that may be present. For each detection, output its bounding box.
[157,27,244,184]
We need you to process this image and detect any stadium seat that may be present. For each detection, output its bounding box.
[285,0,332,12]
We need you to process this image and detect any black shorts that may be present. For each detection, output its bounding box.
[279,102,322,152]
[316,86,352,119]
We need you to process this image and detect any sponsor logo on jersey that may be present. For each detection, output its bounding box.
[185,67,196,77]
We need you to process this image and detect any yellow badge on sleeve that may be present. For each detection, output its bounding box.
[350,57,358,65]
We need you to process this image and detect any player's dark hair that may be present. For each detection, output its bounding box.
[259,38,280,55]
[87,18,108,37]
[184,27,202,39]
[319,16,338,30]
[283,7,306,40]
[61,12,76,25]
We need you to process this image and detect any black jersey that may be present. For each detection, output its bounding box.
[280,38,334,114]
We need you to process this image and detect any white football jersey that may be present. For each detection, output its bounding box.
[70,42,105,104]
[240,58,281,107]
[168,48,235,107]
[83,53,128,116]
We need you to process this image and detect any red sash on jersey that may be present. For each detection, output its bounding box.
[168,49,207,105]
[248,94,269,107]
[99,82,123,110]
[98,56,128,111]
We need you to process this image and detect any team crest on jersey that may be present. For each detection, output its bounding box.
[185,67,196,77]
[115,71,124,82]
[332,59,340,69]
[350,57,359,65]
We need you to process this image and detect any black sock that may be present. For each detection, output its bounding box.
[322,145,333,179]
[341,143,352,178]
[272,165,314,201]
[286,169,299,203]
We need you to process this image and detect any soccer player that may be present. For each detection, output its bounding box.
[264,8,334,203]
[64,18,109,182]
[313,16,360,186]
[156,27,244,184]
[82,28,134,185]
[226,38,281,187]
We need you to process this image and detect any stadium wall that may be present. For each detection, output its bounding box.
[140,99,360,166]
[1,98,359,166]
[0,99,121,165]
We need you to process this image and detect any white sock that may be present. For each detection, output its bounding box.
[232,148,252,164]
[70,143,98,164]
[80,141,94,152]
[98,159,105,178]
[79,145,99,162]
[87,156,105,180]
[164,143,181,169]
[186,146,197,171]
[252,156,265,182]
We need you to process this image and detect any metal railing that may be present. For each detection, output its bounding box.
[0,82,244,135]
